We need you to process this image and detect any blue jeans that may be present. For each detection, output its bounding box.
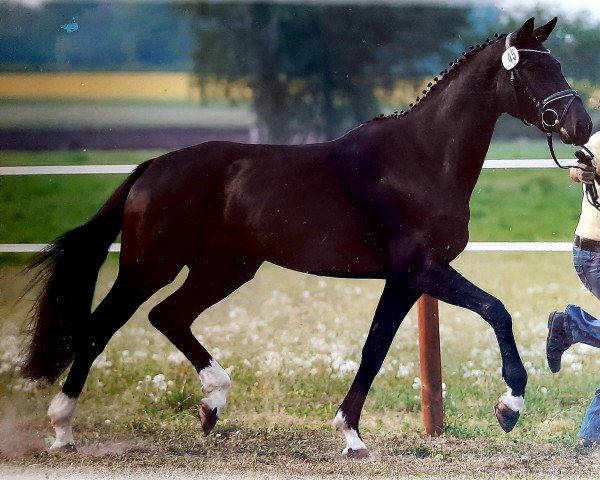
[565,245,600,441]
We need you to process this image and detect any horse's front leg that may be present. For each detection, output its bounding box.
[411,259,527,432]
[334,278,420,457]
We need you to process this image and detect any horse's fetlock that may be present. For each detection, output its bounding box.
[503,365,528,394]
[332,410,348,431]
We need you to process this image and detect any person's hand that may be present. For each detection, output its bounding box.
[577,162,596,184]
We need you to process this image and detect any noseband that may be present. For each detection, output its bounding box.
[504,32,580,134]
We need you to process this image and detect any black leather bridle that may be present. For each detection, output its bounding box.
[504,32,580,134]
[503,32,600,209]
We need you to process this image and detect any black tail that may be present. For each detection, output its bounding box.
[21,160,153,383]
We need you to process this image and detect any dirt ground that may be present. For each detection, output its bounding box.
[2,429,600,480]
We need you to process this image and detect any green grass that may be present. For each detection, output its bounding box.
[486,137,577,160]
[0,140,587,245]
[470,169,583,241]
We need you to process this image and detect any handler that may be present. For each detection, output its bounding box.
[547,131,600,446]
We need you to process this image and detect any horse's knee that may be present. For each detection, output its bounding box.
[481,298,510,326]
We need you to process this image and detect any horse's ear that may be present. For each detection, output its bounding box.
[533,17,558,42]
[515,17,535,43]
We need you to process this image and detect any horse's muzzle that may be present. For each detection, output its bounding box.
[560,107,592,146]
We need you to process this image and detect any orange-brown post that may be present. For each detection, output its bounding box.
[417,294,444,436]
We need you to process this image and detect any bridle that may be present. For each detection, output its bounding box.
[504,32,580,135]
[503,32,600,209]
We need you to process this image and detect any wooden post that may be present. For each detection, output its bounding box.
[417,294,444,436]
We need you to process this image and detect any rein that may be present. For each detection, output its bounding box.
[504,32,600,210]
[547,134,600,210]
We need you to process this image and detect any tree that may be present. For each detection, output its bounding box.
[189,3,471,143]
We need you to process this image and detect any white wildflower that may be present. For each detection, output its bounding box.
[396,363,413,378]
[167,352,186,364]
[152,374,168,390]
[92,353,112,369]
[264,351,282,370]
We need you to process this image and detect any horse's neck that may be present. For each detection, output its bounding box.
[407,47,503,189]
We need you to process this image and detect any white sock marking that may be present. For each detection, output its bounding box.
[498,386,525,413]
[47,391,78,450]
[198,359,231,418]
[333,410,367,454]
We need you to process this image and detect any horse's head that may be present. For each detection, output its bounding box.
[497,17,592,146]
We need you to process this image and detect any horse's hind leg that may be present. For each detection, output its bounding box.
[47,273,158,451]
[147,254,261,435]
[334,278,420,457]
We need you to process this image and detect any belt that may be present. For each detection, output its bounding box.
[574,235,600,253]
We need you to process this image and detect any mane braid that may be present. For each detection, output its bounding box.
[374,34,503,121]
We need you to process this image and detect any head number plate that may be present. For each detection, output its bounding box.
[502,46,520,70]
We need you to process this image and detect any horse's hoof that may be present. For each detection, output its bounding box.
[494,401,520,432]
[48,442,77,453]
[343,447,370,459]
[197,401,219,436]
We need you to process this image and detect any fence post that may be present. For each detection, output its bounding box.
[417,294,444,435]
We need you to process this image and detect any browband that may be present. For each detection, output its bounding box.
[504,32,550,54]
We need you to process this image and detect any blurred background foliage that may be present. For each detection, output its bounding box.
[1,1,599,143]
[188,4,470,142]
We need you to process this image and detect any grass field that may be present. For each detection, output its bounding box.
[2,142,600,476]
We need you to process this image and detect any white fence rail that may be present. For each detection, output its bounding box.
[0,159,576,253]
[0,159,575,176]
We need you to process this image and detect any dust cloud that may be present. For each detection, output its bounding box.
[0,405,45,458]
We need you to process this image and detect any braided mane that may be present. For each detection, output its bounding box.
[374,33,507,121]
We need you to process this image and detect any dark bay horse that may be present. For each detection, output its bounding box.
[23,17,591,456]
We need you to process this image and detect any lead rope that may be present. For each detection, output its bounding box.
[546,132,600,209]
